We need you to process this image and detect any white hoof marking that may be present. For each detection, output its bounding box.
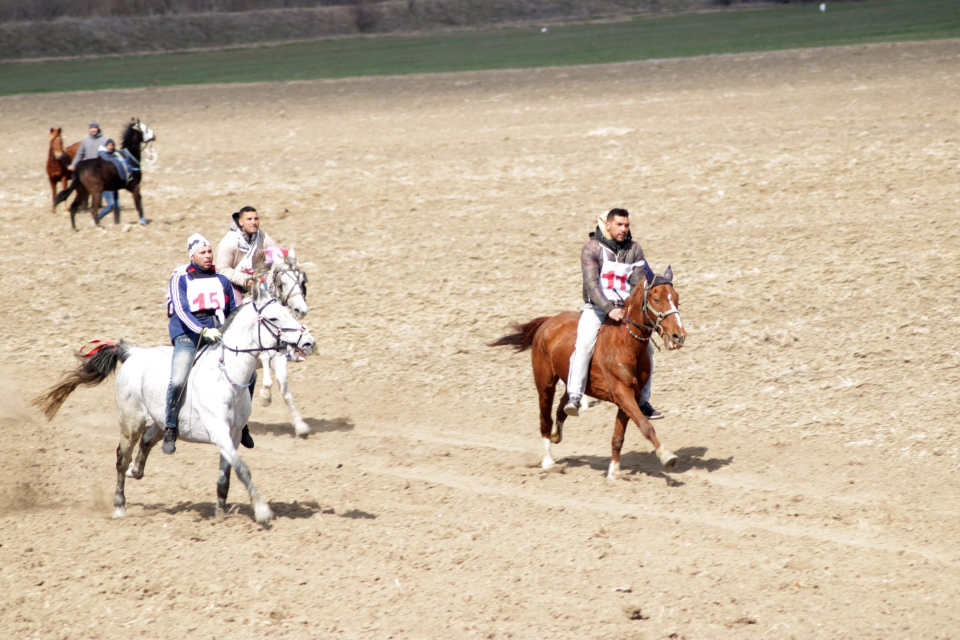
[607,460,620,479]
[113,507,126,519]
[255,502,274,524]
[541,438,556,469]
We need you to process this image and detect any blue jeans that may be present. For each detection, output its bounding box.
[97,191,120,223]
[164,334,198,429]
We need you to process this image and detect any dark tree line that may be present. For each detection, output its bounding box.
[0,0,384,22]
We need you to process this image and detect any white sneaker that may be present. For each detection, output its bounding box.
[563,395,581,417]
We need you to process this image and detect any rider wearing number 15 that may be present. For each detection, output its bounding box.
[564,208,661,420]
[162,234,238,455]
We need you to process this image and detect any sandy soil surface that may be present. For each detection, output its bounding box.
[1,39,960,638]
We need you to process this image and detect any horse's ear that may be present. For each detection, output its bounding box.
[50,127,55,133]
[288,246,297,263]
[644,263,655,284]
[664,265,673,282]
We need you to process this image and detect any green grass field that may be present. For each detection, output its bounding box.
[1,0,958,96]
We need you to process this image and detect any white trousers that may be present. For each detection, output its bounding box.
[566,303,653,403]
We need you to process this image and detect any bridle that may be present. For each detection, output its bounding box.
[220,297,309,357]
[622,280,680,345]
[266,262,307,308]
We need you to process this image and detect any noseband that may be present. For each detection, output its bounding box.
[622,281,680,343]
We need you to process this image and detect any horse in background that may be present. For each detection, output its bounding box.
[54,118,155,230]
[257,247,312,437]
[46,127,80,212]
[491,268,687,479]
[32,286,316,524]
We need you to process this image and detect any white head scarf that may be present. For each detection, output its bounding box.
[187,233,211,258]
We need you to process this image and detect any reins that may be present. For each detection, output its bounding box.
[620,281,679,349]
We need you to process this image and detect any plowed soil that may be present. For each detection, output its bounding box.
[2,39,959,638]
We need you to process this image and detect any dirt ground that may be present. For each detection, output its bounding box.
[1,39,959,638]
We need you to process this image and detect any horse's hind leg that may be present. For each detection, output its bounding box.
[275,356,309,437]
[607,409,630,479]
[215,454,231,518]
[127,422,162,480]
[113,432,139,518]
[534,362,559,469]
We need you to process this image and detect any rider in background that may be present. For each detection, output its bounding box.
[563,208,661,420]
[216,206,276,301]
[68,121,103,171]
[163,234,238,455]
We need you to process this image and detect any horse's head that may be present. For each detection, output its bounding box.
[49,127,65,157]
[250,285,315,358]
[626,265,686,350]
[263,247,308,320]
[121,118,155,155]
[131,118,155,143]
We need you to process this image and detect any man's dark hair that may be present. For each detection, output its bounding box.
[607,208,629,221]
[239,205,257,214]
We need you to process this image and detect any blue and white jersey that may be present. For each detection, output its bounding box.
[167,263,237,343]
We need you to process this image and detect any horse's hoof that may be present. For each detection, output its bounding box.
[258,394,272,407]
[255,502,274,524]
[113,507,126,519]
[659,450,678,468]
[295,423,311,438]
[541,457,555,470]
[550,432,562,445]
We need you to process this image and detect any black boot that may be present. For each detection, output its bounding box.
[162,427,178,454]
[240,425,254,449]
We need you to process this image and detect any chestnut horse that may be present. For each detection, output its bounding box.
[491,267,687,479]
[46,127,80,212]
[54,118,155,230]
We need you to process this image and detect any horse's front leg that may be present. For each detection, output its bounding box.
[131,186,145,223]
[215,454,231,518]
[258,353,273,406]
[612,384,677,470]
[216,436,273,524]
[274,356,309,437]
[127,422,162,479]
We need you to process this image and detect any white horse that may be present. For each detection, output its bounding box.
[257,248,312,437]
[34,286,315,524]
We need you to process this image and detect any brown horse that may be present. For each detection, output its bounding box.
[54,118,155,230]
[491,267,687,479]
[46,127,80,212]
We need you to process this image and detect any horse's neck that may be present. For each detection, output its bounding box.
[220,306,273,378]
[123,136,141,160]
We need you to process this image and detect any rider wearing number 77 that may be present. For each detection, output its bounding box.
[163,234,239,455]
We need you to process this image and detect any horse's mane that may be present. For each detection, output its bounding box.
[220,304,245,334]
[120,121,138,150]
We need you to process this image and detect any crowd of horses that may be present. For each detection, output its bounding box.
[37,120,687,524]
[47,118,155,230]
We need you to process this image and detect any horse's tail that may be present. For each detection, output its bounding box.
[54,173,78,206]
[489,317,551,352]
[32,340,134,420]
